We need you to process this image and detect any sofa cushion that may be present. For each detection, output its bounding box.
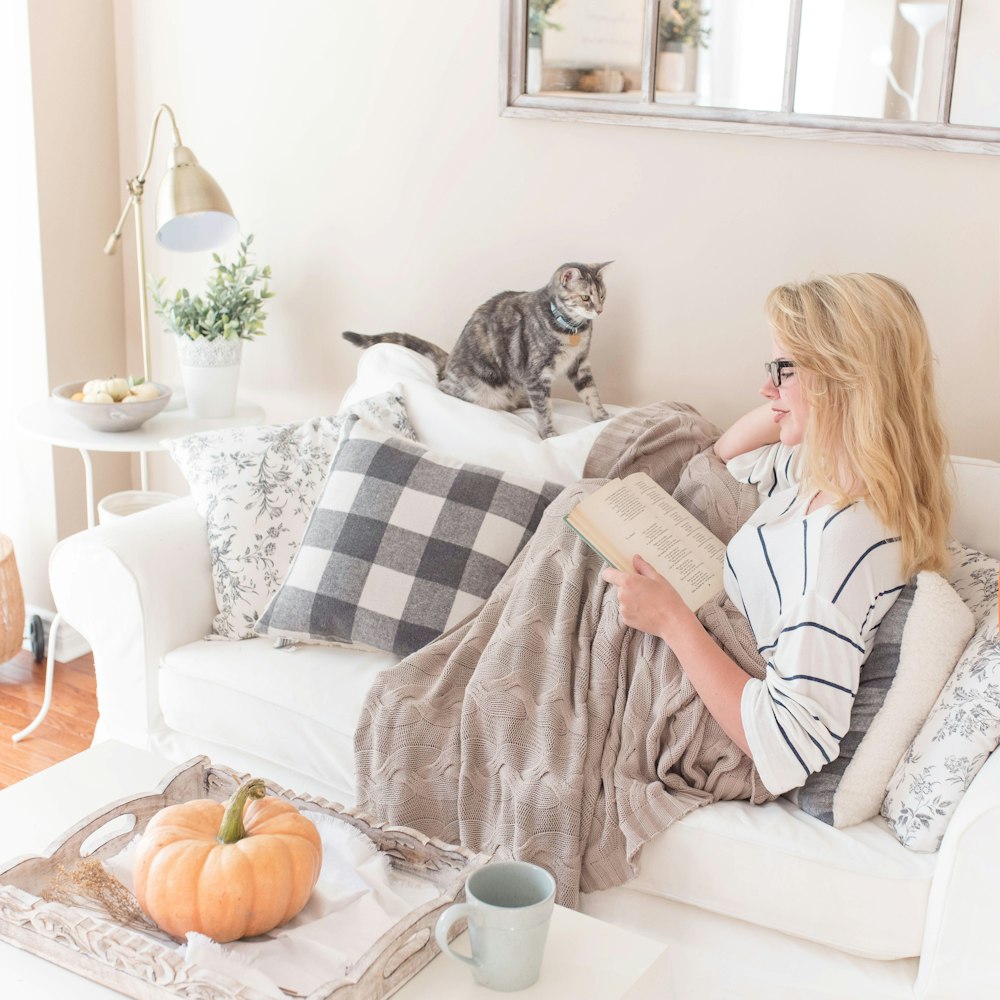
[159,637,399,803]
[164,390,416,639]
[629,798,936,959]
[338,343,628,483]
[158,636,935,961]
[256,417,563,657]
[792,571,974,828]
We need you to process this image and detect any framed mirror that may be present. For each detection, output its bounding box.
[502,0,1000,155]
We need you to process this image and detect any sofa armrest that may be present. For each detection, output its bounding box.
[49,496,216,749]
[915,748,1000,999]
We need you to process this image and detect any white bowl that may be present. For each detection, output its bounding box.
[52,381,172,432]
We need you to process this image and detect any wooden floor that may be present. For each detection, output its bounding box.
[0,647,97,789]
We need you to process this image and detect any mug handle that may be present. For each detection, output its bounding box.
[435,903,479,969]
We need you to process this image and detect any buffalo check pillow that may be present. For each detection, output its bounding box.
[255,416,563,657]
[165,390,415,639]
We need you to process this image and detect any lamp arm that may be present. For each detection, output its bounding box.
[103,104,184,383]
[104,196,137,255]
[103,104,183,256]
[135,104,183,188]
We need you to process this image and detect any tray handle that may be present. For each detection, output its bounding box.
[381,926,433,980]
[0,757,212,896]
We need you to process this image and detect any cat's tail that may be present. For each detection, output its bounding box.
[341,331,449,377]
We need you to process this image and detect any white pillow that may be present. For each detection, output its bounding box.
[338,343,629,484]
[882,602,1000,852]
[791,571,974,828]
[165,389,415,639]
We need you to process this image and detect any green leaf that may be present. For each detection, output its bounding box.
[148,234,272,341]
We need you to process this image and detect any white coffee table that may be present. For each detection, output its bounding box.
[0,743,667,1000]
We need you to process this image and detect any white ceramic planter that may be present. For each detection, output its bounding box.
[656,44,687,93]
[526,36,542,94]
[175,336,242,418]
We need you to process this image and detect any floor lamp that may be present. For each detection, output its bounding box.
[104,103,239,385]
[9,108,240,746]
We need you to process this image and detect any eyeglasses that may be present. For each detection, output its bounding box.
[764,359,796,388]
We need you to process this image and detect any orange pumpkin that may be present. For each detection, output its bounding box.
[133,778,322,942]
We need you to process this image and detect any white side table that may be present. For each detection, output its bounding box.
[12,398,266,743]
[17,398,266,530]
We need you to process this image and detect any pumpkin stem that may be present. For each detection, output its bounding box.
[217,778,267,844]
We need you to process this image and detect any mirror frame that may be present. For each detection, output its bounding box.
[501,0,1000,155]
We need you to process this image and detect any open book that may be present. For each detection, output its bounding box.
[565,472,727,612]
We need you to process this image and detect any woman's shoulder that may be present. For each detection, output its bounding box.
[726,442,800,498]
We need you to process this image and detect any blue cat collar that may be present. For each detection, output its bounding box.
[550,301,585,333]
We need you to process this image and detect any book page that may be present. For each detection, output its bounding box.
[566,472,726,611]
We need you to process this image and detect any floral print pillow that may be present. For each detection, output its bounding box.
[881,598,1000,852]
[948,540,999,628]
[165,389,415,639]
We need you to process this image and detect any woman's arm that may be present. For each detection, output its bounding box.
[713,402,780,462]
[602,556,752,756]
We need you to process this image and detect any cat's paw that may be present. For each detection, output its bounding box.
[593,408,612,422]
[538,425,558,439]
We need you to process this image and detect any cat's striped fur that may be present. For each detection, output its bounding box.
[343,262,611,438]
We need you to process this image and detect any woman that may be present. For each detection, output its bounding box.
[603,273,952,795]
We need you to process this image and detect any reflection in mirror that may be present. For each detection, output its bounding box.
[529,0,645,98]
[795,1,948,122]
[951,0,1000,128]
[678,0,791,111]
[509,0,1000,155]
[654,0,709,102]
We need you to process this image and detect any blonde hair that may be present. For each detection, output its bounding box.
[765,273,952,578]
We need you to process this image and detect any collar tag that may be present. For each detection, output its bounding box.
[569,334,580,347]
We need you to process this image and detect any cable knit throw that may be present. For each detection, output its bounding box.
[354,402,774,907]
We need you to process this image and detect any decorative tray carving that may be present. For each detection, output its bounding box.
[0,756,489,999]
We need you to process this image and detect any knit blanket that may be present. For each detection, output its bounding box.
[354,402,774,907]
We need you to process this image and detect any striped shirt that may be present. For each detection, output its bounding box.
[724,443,906,795]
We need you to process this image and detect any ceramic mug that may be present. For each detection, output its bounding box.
[435,861,556,992]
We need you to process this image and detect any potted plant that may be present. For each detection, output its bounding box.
[526,0,563,94]
[151,235,274,418]
[657,1,710,93]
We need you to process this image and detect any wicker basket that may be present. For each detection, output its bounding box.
[0,534,25,664]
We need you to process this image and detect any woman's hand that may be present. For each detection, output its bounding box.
[601,555,694,639]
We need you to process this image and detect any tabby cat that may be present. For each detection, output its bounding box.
[342,261,612,438]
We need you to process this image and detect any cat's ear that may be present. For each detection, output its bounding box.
[593,261,614,273]
[560,267,581,286]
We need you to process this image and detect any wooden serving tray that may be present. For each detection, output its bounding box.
[0,756,490,999]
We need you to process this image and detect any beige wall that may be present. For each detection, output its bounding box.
[113,0,998,497]
[15,0,997,562]
[29,0,130,551]
[1,0,128,610]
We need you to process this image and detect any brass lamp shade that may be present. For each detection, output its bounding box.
[105,103,241,381]
[155,144,239,252]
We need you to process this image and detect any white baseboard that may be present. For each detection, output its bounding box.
[23,605,91,662]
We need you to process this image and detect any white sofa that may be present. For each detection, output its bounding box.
[50,348,1000,999]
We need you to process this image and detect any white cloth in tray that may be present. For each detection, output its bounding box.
[104,810,439,997]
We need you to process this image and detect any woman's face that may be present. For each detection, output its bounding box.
[760,341,808,446]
